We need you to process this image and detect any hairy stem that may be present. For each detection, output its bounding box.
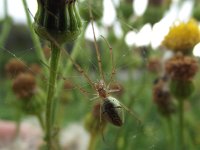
[45,43,61,150]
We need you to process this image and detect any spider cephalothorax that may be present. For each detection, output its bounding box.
[95,80,108,99]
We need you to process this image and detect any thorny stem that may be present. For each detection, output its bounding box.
[22,0,47,73]
[45,43,61,150]
[179,100,184,150]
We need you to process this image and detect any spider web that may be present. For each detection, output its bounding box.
[0,1,170,150]
[0,29,163,150]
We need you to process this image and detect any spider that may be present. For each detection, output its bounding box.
[45,7,141,127]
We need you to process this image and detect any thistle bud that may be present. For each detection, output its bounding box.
[193,2,200,20]
[169,79,194,100]
[79,0,103,21]
[118,0,134,20]
[34,0,82,44]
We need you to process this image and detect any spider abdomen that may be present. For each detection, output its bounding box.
[102,97,124,127]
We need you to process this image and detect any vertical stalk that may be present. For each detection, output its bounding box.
[178,100,184,150]
[167,116,174,150]
[36,113,45,130]
[88,133,97,150]
[4,0,8,17]
[0,0,12,48]
[45,43,61,150]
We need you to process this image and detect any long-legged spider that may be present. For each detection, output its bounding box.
[45,6,141,127]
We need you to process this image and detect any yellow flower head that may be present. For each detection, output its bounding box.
[162,19,200,54]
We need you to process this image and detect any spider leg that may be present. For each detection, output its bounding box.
[100,35,116,86]
[89,95,99,102]
[108,89,121,93]
[44,32,97,92]
[89,3,106,85]
[119,102,142,125]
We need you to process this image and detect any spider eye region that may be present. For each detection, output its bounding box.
[102,97,124,127]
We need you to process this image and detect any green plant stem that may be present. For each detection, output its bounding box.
[53,26,86,126]
[3,0,8,17]
[88,133,97,150]
[0,17,12,47]
[0,0,12,49]
[14,111,21,139]
[36,113,45,130]
[179,100,184,150]
[45,43,61,150]
[167,116,175,150]
[55,25,86,99]
[22,0,47,73]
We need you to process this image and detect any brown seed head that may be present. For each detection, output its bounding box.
[43,45,51,59]
[12,73,36,99]
[63,80,74,90]
[153,77,175,116]
[147,57,161,73]
[29,64,42,76]
[5,58,27,78]
[165,54,198,80]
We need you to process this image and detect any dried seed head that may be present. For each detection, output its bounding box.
[153,77,175,116]
[43,45,51,59]
[63,80,74,90]
[29,64,42,76]
[147,57,161,73]
[165,54,198,80]
[12,73,36,99]
[5,58,27,78]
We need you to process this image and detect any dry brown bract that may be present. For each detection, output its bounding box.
[5,58,27,78]
[153,77,175,116]
[12,73,36,99]
[147,57,161,73]
[165,54,198,80]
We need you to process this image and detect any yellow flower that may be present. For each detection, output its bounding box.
[162,19,200,54]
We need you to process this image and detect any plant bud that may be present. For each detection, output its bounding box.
[79,0,103,21]
[34,0,82,44]
[170,79,194,100]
